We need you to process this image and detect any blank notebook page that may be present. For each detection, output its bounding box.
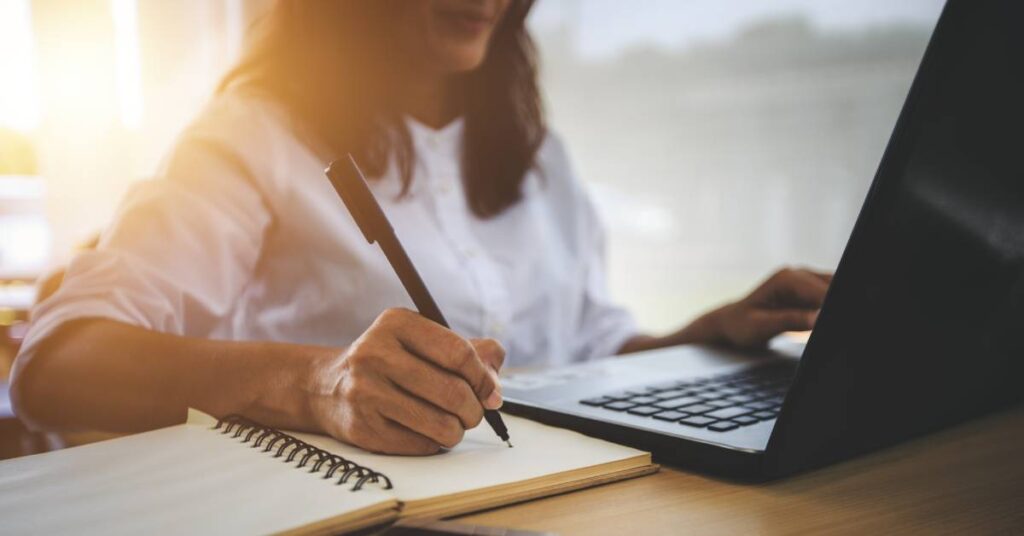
[0,420,397,536]
[291,413,651,508]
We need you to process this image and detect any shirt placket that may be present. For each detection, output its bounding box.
[423,130,512,342]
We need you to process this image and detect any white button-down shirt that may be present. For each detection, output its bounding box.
[12,93,638,388]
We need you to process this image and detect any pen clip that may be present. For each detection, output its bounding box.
[325,154,384,245]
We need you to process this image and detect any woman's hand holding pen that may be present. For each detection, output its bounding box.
[304,308,505,455]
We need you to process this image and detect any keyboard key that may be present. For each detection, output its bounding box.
[679,403,716,414]
[628,396,659,405]
[707,421,740,432]
[705,399,733,408]
[715,387,743,396]
[645,381,679,391]
[601,391,635,401]
[580,396,613,406]
[752,410,778,420]
[603,401,637,411]
[746,400,777,411]
[733,415,760,426]
[652,410,689,421]
[653,389,688,400]
[654,396,704,409]
[626,405,662,416]
[726,394,756,404]
[679,416,716,427]
[705,407,753,420]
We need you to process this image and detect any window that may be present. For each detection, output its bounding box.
[529,0,945,330]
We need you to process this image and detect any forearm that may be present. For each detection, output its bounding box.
[617,307,727,355]
[12,318,336,434]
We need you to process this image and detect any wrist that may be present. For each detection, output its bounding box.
[618,305,735,354]
[237,342,341,432]
[677,305,733,346]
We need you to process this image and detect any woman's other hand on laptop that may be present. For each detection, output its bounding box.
[619,267,832,354]
[707,268,832,349]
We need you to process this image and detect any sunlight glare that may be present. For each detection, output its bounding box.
[111,0,143,129]
[0,0,40,132]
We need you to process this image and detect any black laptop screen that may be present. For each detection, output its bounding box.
[768,0,1024,474]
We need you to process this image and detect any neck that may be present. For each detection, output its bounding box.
[394,71,461,130]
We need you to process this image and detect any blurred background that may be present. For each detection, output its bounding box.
[0,0,945,343]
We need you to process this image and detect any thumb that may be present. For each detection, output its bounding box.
[469,338,505,410]
[470,338,506,375]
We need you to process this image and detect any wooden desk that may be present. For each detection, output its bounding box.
[458,405,1024,534]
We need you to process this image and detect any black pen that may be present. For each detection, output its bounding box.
[325,154,513,448]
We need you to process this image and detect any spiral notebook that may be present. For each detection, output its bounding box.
[0,410,655,535]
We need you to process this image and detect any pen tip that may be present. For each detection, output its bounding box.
[505,441,513,448]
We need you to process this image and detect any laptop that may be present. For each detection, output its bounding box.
[502,0,1024,480]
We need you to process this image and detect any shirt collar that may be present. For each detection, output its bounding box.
[405,116,464,152]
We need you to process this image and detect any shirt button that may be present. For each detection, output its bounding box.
[463,247,478,259]
[427,135,440,149]
[437,180,454,194]
[490,321,505,336]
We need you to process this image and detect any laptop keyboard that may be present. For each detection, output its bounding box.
[579,361,796,432]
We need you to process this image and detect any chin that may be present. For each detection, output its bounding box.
[438,51,488,73]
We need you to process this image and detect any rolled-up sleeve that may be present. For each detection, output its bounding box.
[10,97,276,408]
[572,189,639,361]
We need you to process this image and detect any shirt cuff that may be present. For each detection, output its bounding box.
[9,297,141,431]
[578,309,640,361]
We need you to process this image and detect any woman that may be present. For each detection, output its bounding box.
[11,0,830,455]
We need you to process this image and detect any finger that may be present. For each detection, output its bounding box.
[328,370,441,455]
[751,309,818,342]
[381,347,484,429]
[471,338,506,373]
[377,309,498,406]
[772,269,830,309]
[363,414,442,456]
[809,270,834,283]
[375,382,466,449]
[470,338,505,400]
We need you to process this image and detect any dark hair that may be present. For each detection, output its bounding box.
[218,0,545,218]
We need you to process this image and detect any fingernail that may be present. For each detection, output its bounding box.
[485,389,503,410]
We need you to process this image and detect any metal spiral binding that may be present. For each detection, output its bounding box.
[214,414,393,492]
